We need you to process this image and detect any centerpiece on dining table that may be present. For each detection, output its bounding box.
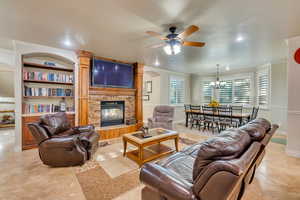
[208,99,220,112]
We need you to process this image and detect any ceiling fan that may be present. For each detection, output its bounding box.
[146,25,205,55]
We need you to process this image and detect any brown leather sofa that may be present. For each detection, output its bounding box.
[140,118,278,200]
[27,112,99,167]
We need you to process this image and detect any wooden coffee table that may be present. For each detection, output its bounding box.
[122,128,179,167]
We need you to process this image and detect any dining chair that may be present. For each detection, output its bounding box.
[184,104,191,112]
[190,105,202,130]
[184,104,191,124]
[216,106,235,132]
[202,106,217,132]
[219,104,229,108]
[231,105,243,127]
[250,106,259,121]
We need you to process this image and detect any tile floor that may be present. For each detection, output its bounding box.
[0,125,299,200]
[0,128,15,161]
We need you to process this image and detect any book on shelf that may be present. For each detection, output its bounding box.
[23,70,73,83]
[24,86,73,97]
[23,103,74,113]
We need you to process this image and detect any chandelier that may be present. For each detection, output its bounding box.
[210,64,226,89]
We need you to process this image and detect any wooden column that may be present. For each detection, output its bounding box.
[77,50,92,125]
[134,63,144,129]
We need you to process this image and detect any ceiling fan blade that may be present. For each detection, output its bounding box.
[149,43,165,48]
[146,31,168,40]
[178,25,199,39]
[183,41,205,47]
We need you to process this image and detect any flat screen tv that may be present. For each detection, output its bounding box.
[91,58,134,88]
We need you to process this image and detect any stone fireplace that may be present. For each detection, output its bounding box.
[88,93,136,129]
[101,101,125,127]
[77,52,143,139]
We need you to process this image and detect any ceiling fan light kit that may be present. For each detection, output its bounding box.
[146,25,205,55]
[164,40,182,55]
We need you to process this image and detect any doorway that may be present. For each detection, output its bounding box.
[0,66,15,159]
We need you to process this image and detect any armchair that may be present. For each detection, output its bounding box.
[27,112,99,167]
[148,105,174,130]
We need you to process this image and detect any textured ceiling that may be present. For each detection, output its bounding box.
[0,0,299,73]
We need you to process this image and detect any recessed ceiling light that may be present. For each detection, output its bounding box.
[226,66,230,71]
[154,59,160,66]
[236,36,244,42]
[63,38,72,47]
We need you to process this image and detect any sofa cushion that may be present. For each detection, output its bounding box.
[248,118,271,132]
[155,116,171,122]
[156,152,195,183]
[192,129,251,180]
[239,124,265,141]
[153,105,174,118]
[40,112,71,136]
[240,118,271,141]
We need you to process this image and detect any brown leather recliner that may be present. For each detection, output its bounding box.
[148,105,175,130]
[27,112,100,167]
[140,118,278,200]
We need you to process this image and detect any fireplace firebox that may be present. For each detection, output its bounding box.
[101,101,125,127]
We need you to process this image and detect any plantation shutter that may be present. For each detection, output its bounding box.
[219,80,233,104]
[169,76,185,104]
[257,70,269,107]
[233,78,251,104]
[202,81,213,103]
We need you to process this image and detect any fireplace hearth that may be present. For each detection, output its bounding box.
[101,101,125,127]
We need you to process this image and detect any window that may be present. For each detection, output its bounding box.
[202,81,213,103]
[219,80,233,104]
[169,76,185,105]
[257,69,270,107]
[201,75,253,105]
[233,78,251,104]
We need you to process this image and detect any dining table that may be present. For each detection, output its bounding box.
[185,110,251,127]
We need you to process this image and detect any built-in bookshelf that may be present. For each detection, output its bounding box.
[22,55,75,116]
[22,54,76,150]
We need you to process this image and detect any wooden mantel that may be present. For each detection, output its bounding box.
[134,63,144,128]
[76,50,93,126]
[89,87,136,96]
[76,50,144,135]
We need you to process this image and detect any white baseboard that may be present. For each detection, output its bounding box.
[286,149,300,158]
[275,130,287,135]
[173,120,185,124]
[143,120,185,124]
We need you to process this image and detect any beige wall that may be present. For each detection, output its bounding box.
[286,36,300,157]
[270,62,288,132]
[143,66,191,124]
[0,71,14,97]
[0,66,15,118]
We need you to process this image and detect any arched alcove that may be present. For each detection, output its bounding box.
[20,52,76,150]
[23,52,75,65]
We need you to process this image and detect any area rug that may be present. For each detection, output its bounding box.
[76,164,140,200]
[179,137,198,145]
[75,136,198,200]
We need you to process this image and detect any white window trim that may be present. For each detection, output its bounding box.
[256,64,271,109]
[169,75,185,106]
